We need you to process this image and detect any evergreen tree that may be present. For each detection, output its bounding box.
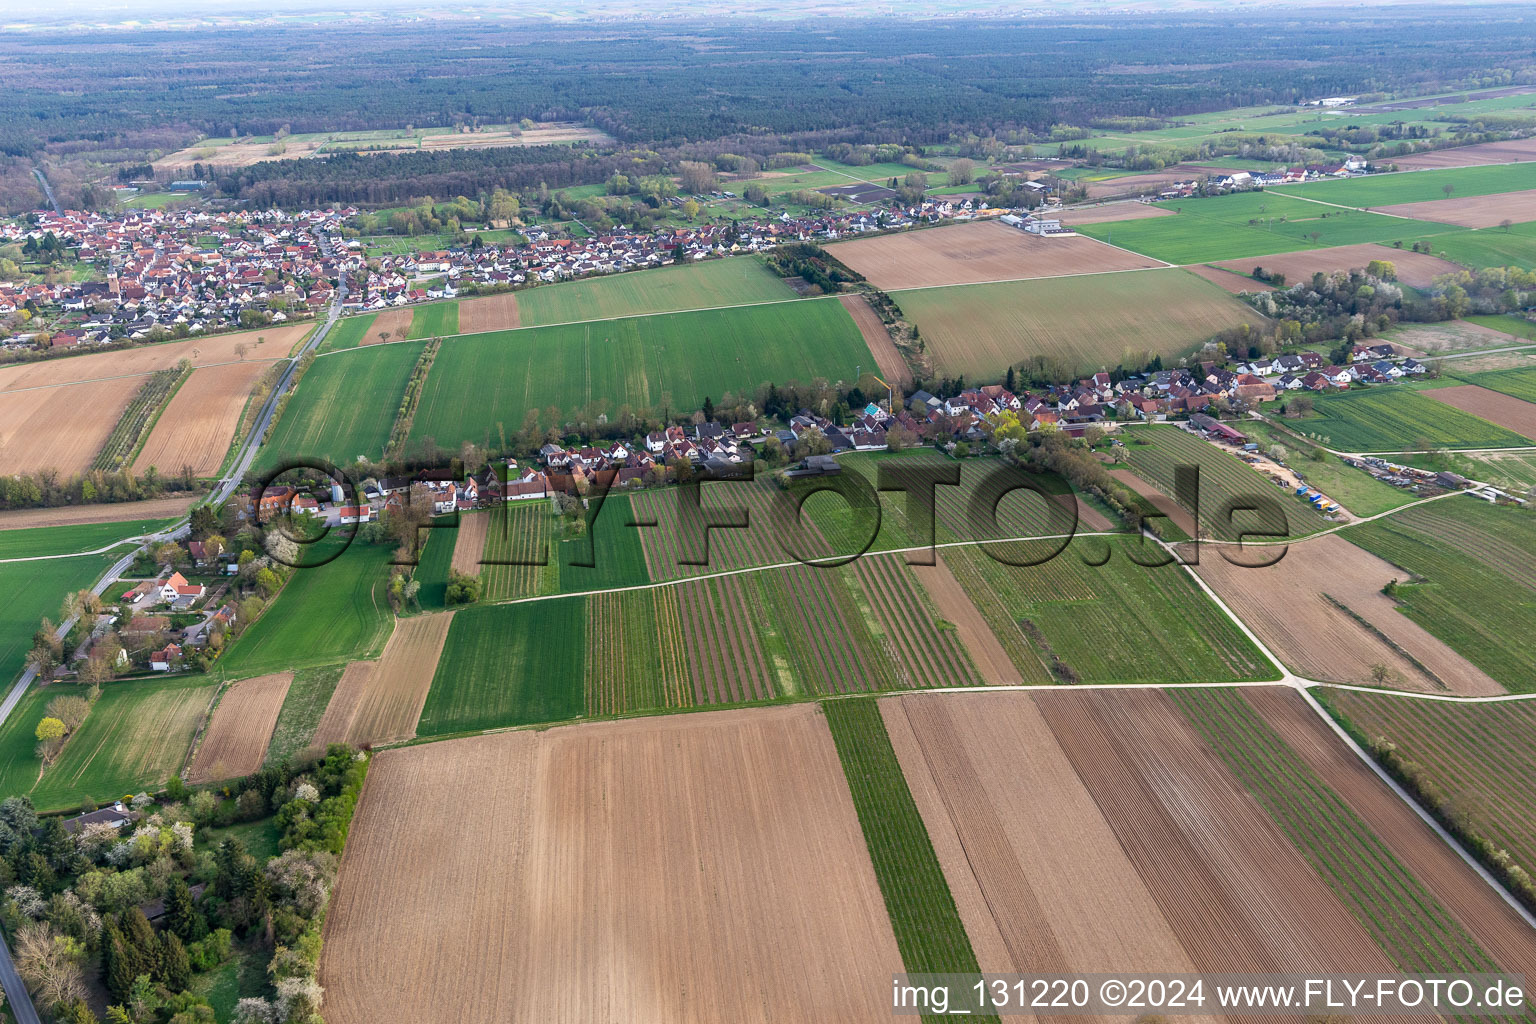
[63,1001,99,1024]
[1005,365,1016,392]
[102,923,137,1004]
[158,932,192,992]
[121,909,158,979]
[164,877,207,943]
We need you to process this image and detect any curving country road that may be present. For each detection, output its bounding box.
[0,240,346,1023]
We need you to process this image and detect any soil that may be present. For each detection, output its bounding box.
[320,705,902,1024]
[825,219,1161,290]
[187,672,292,783]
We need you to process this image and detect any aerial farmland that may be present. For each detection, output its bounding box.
[3,6,1536,1023]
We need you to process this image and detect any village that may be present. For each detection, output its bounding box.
[0,195,997,351]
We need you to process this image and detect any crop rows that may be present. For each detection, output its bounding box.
[850,554,976,688]
[940,547,1054,683]
[1171,688,1505,977]
[92,365,189,471]
[1307,388,1528,453]
[672,575,777,704]
[822,698,995,1024]
[629,480,826,581]
[1466,366,1536,405]
[1323,688,1536,882]
[762,565,894,696]
[480,502,555,601]
[1120,426,1326,541]
[1343,501,1536,690]
[584,589,692,715]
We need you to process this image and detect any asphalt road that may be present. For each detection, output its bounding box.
[0,242,347,1022]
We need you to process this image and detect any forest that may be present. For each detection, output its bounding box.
[5,7,1536,210]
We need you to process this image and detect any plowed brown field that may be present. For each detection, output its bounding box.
[826,219,1161,290]
[320,705,902,1024]
[1033,688,1404,976]
[1391,138,1536,169]
[308,611,453,751]
[1192,534,1502,694]
[883,691,1204,986]
[1057,201,1176,225]
[132,360,274,476]
[457,292,521,334]
[450,509,490,575]
[0,324,303,393]
[1215,243,1462,289]
[0,495,195,530]
[1378,189,1536,228]
[837,294,911,387]
[1425,384,1536,440]
[0,376,140,476]
[187,672,292,783]
[360,307,412,345]
[1248,686,1536,982]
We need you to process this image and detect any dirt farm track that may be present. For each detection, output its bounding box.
[320,705,902,1024]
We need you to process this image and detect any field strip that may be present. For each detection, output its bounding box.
[0,538,156,564]
[0,356,283,396]
[321,293,823,355]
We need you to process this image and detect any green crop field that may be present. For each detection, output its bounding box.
[1342,500,1536,691]
[1275,163,1536,207]
[257,341,423,471]
[319,313,378,352]
[1318,687,1536,886]
[219,538,396,678]
[264,663,346,765]
[1427,222,1536,270]
[1243,420,1417,518]
[1301,386,1530,452]
[27,675,218,813]
[410,298,872,449]
[1119,425,1330,540]
[1078,192,1453,264]
[0,553,119,686]
[416,597,585,735]
[823,698,993,1023]
[944,538,1275,685]
[0,518,173,560]
[407,301,458,339]
[1172,687,1507,975]
[515,258,796,327]
[410,527,456,610]
[1461,365,1536,404]
[892,269,1257,380]
[555,494,652,593]
[584,587,693,716]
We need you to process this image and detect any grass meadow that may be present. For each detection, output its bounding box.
[319,313,379,352]
[0,519,174,560]
[416,598,586,735]
[257,341,423,471]
[1078,192,1454,264]
[410,298,872,449]
[0,553,119,686]
[1274,163,1536,206]
[515,258,796,327]
[218,539,396,678]
[407,301,459,339]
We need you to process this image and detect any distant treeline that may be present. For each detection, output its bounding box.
[4,13,1535,167]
